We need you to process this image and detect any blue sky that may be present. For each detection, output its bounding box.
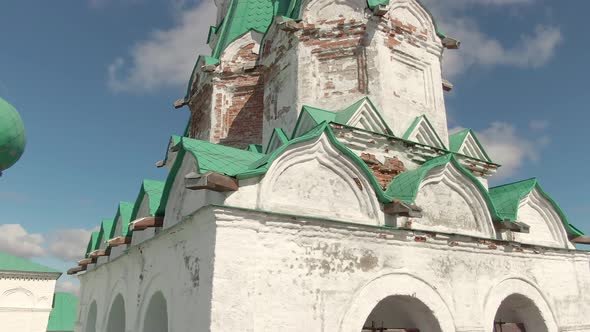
[1,0,589,293]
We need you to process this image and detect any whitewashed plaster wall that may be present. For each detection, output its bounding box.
[0,274,58,332]
[210,206,590,332]
[260,0,449,146]
[77,206,590,332]
[76,207,217,332]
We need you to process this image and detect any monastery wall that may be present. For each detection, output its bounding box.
[76,206,590,332]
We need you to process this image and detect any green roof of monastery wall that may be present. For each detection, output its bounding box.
[0,251,60,274]
[114,201,135,238]
[47,292,79,332]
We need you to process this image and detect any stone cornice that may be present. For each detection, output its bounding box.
[0,270,61,280]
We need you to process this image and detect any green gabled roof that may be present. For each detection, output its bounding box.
[385,153,501,219]
[113,202,134,238]
[47,292,79,331]
[238,122,394,202]
[292,97,393,138]
[265,128,289,153]
[131,180,166,220]
[163,135,182,166]
[85,231,99,258]
[211,0,294,59]
[489,178,584,237]
[97,219,115,247]
[449,128,492,163]
[0,251,60,274]
[157,137,266,216]
[248,144,263,153]
[403,115,446,149]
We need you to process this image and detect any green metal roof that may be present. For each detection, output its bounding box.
[85,231,99,258]
[403,115,446,149]
[47,292,79,332]
[385,153,501,220]
[448,128,492,163]
[0,97,26,172]
[130,180,166,220]
[211,0,294,59]
[97,219,115,247]
[248,144,263,153]
[489,178,584,237]
[157,137,265,216]
[0,251,60,274]
[265,128,289,153]
[291,97,393,138]
[113,201,134,238]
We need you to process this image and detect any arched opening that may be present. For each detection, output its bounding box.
[361,295,442,332]
[85,301,97,332]
[107,294,126,332]
[143,291,168,332]
[493,294,548,332]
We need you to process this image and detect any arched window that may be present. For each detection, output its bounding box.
[493,294,548,332]
[143,292,168,332]
[85,301,97,332]
[106,294,126,332]
[361,295,442,332]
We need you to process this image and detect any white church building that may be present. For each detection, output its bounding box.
[69,0,590,331]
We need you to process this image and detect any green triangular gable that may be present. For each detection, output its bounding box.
[292,97,393,138]
[449,129,492,163]
[97,219,115,247]
[403,115,446,149]
[265,128,290,153]
[130,180,166,220]
[385,153,501,220]
[85,231,99,258]
[113,201,134,238]
[489,178,584,237]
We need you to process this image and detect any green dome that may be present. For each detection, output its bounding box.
[0,97,26,171]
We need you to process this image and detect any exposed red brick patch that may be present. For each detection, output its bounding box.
[360,154,407,189]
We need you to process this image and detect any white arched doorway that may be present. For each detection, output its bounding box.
[484,278,558,332]
[143,291,168,332]
[493,294,547,332]
[362,295,442,331]
[85,301,97,332]
[339,273,455,332]
[107,294,126,332]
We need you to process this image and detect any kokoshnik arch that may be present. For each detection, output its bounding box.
[69,0,590,331]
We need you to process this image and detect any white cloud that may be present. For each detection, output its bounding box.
[56,278,81,296]
[451,122,549,180]
[49,229,95,262]
[108,0,217,92]
[0,224,45,258]
[421,0,562,78]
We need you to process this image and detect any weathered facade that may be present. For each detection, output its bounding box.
[72,0,590,331]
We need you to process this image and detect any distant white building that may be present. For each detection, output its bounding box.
[71,1,590,331]
[0,252,61,332]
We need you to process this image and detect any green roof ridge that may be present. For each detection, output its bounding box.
[97,219,115,247]
[489,178,583,237]
[157,137,265,216]
[130,180,166,220]
[292,97,393,138]
[385,154,501,219]
[265,128,290,153]
[113,201,134,238]
[0,252,60,274]
[403,115,446,149]
[47,292,79,331]
[85,231,99,257]
[448,128,492,163]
